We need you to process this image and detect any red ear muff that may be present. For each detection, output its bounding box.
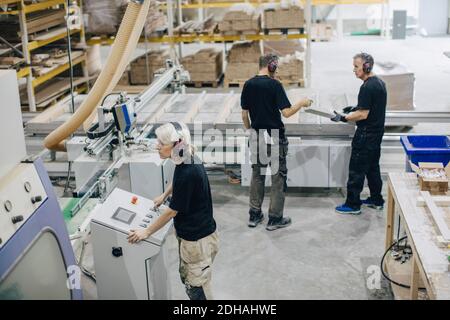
[268,60,278,73]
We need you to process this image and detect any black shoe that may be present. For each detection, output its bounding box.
[248,211,264,227]
[266,216,292,231]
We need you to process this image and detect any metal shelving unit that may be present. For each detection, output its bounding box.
[0,0,88,111]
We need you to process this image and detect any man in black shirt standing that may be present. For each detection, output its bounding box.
[241,53,313,230]
[127,122,218,300]
[331,52,387,214]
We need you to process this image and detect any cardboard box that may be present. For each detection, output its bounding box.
[411,162,450,194]
[264,6,304,29]
[129,50,169,85]
[181,49,223,82]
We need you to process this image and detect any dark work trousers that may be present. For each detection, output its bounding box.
[345,127,384,209]
[249,136,289,220]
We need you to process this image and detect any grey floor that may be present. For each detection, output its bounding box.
[79,35,450,300]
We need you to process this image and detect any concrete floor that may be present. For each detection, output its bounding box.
[78,35,450,300]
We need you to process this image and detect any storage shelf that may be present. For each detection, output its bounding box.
[87,33,307,45]
[28,28,81,51]
[16,66,30,78]
[0,0,66,15]
[158,0,387,9]
[32,53,85,88]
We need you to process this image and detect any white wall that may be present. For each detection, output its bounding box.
[418,0,448,35]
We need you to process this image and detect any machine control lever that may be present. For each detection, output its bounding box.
[31,196,43,204]
[112,247,123,257]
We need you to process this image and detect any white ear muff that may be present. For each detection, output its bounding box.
[171,140,187,165]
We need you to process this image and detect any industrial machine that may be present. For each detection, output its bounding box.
[0,70,82,300]
[90,188,172,300]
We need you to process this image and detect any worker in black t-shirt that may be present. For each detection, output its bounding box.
[127,122,218,300]
[241,53,313,230]
[331,52,387,215]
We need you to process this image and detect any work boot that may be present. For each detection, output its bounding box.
[248,209,264,228]
[266,216,291,231]
[361,198,384,210]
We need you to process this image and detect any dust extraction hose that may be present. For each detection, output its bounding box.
[44,0,151,151]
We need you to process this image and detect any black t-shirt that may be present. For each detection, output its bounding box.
[356,76,387,134]
[169,156,216,241]
[241,75,291,139]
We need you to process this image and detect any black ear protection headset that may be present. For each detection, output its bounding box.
[268,55,279,73]
[170,121,184,158]
[360,52,374,74]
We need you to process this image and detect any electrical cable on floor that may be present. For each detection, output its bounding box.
[380,235,426,291]
[77,239,96,283]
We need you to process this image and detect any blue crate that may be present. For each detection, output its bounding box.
[400,135,450,172]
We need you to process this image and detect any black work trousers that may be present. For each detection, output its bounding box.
[345,127,384,209]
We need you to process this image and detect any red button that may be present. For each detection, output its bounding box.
[131,196,138,204]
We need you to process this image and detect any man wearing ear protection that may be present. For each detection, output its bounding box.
[241,53,313,230]
[332,53,387,215]
[127,122,218,300]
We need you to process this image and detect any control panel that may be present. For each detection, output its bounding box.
[0,163,48,248]
[90,188,171,246]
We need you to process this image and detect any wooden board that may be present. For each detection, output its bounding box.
[420,191,450,244]
[388,173,450,299]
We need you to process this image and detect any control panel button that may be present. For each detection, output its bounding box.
[24,181,32,193]
[139,223,147,228]
[143,219,150,223]
[11,215,24,224]
[146,214,153,219]
[31,196,42,204]
[131,196,138,205]
[4,200,12,212]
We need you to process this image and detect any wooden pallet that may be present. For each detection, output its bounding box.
[263,28,305,35]
[186,74,223,88]
[279,79,305,87]
[223,79,246,88]
[311,37,331,42]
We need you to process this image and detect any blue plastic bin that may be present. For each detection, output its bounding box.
[400,135,450,172]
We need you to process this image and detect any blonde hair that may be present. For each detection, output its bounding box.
[155,122,194,153]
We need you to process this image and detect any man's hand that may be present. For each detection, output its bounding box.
[127,228,150,244]
[300,98,313,108]
[330,111,348,123]
[153,194,166,208]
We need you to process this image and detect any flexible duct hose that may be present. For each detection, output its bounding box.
[44,0,151,151]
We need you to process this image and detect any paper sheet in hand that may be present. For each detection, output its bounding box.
[304,108,334,118]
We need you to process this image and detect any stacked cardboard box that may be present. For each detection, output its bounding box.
[373,62,415,110]
[129,50,170,85]
[224,41,261,83]
[219,4,261,34]
[263,40,304,56]
[181,49,223,82]
[263,0,304,29]
[310,23,333,41]
[276,52,304,83]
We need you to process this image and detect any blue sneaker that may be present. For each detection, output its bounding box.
[361,198,384,210]
[335,204,361,215]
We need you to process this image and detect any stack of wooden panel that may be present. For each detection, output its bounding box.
[129,50,170,85]
[224,41,261,86]
[264,40,304,85]
[219,4,261,35]
[84,0,167,36]
[276,53,304,85]
[175,15,217,35]
[263,0,304,31]
[373,62,415,110]
[310,23,333,41]
[181,49,223,86]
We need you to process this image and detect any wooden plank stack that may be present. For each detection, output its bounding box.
[175,15,217,35]
[276,52,304,86]
[129,50,170,85]
[181,49,223,86]
[219,4,261,35]
[224,41,261,86]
